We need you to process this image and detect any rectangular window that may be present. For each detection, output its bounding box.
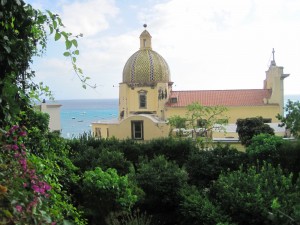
[139,94,147,108]
[95,128,101,138]
[170,97,177,103]
[131,121,144,140]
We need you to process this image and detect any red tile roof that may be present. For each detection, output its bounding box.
[166,89,273,107]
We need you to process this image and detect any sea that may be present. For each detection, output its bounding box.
[56,95,300,139]
[57,99,118,139]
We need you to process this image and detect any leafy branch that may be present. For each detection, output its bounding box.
[46,10,96,89]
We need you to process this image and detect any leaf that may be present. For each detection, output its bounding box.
[63,220,74,225]
[1,0,7,6]
[74,50,79,55]
[65,40,72,50]
[63,52,71,57]
[61,31,68,39]
[72,39,78,48]
[82,84,87,89]
[53,20,57,29]
[3,209,12,218]
[72,57,76,63]
[77,68,83,74]
[54,32,61,41]
[4,45,11,53]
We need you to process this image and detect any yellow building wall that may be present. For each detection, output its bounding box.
[165,104,280,123]
[119,83,171,120]
[92,115,169,140]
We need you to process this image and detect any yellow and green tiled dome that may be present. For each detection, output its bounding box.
[122,28,171,85]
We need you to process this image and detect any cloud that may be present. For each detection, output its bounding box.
[59,0,119,37]
[31,0,300,99]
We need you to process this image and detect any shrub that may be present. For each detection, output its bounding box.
[212,163,300,225]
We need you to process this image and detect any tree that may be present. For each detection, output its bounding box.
[186,103,228,141]
[167,115,187,137]
[135,155,188,224]
[81,167,139,225]
[179,185,230,225]
[185,145,246,188]
[277,100,300,138]
[0,0,91,127]
[236,117,274,146]
[246,133,286,163]
[212,163,300,225]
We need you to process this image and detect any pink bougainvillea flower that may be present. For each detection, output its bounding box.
[19,158,27,171]
[19,131,27,136]
[32,184,40,193]
[11,144,19,150]
[15,205,23,212]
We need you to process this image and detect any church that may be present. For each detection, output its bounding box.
[91,26,289,142]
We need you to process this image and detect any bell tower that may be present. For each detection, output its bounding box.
[264,48,289,115]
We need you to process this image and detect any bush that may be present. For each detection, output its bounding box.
[236,117,274,146]
[81,167,139,225]
[135,155,188,224]
[212,163,300,225]
[246,133,286,163]
[179,185,230,225]
[185,145,246,188]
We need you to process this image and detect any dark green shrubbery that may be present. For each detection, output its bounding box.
[66,135,300,225]
[212,163,300,225]
[185,145,246,188]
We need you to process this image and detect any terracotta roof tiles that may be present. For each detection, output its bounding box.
[166,89,273,107]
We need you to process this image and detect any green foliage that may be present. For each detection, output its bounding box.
[135,155,188,224]
[246,134,300,181]
[186,102,228,139]
[236,117,275,146]
[179,185,231,225]
[0,0,92,127]
[246,133,286,162]
[140,137,197,166]
[167,115,187,136]
[276,140,300,181]
[0,125,85,224]
[212,163,300,225]
[95,148,133,176]
[277,100,300,138]
[185,145,246,188]
[106,209,152,225]
[82,167,139,224]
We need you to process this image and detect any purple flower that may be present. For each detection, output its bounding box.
[32,185,40,193]
[19,131,27,136]
[15,205,23,212]
[19,158,27,171]
[11,144,19,150]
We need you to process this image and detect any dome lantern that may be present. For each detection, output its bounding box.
[139,24,152,50]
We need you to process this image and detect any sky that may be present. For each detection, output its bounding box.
[27,0,300,100]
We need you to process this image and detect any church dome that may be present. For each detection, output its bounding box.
[122,28,171,85]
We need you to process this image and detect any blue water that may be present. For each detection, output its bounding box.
[56,95,300,139]
[57,99,118,138]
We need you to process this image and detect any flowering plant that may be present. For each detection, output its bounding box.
[0,125,55,224]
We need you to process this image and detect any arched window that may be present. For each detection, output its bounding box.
[131,120,144,140]
[138,90,147,108]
